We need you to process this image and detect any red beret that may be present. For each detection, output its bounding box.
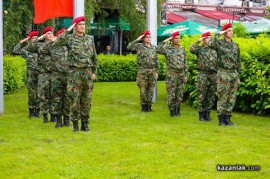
[72,16,85,24]
[142,30,151,38]
[201,31,211,38]
[56,28,65,37]
[28,31,38,38]
[170,31,180,38]
[42,26,53,35]
[221,23,232,31]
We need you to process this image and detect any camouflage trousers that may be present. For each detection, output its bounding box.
[217,70,239,116]
[136,69,156,105]
[166,70,185,110]
[27,69,39,109]
[38,73,51,114]
[197,72,217,112]
[68,68,94,122]
[50,72,69,116]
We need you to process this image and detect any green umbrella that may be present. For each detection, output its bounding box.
[158,20,218,41]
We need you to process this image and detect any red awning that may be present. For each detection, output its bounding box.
[195,10,239,21]
[167,12,187,24]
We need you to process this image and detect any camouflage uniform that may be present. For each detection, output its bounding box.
[28,41,52,122]
[190,41,218,120]
[42,41,70,127]
[157,42,188,115]
[127,40,159,111]
[54,31,98,127]
[208,34,241,125]
[13,42,40,116]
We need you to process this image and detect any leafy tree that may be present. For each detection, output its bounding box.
[233,22,248,38]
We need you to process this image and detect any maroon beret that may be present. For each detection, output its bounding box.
[56,28,65,37]
[142,30,151,38]
[170,31,180,38]
[28,31,38,38]
[201,31,211,38]
[42,26,53,35]
[221,23,232,31]
[72,16,85,24]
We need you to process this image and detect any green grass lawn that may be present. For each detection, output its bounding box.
[0,81,269,178]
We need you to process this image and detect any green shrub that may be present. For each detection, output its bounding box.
[3,55,26,94]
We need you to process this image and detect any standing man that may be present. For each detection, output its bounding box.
[13,31,40,118]
[190,32,218,122]
[127,31,159,112]
[29,26,54,123]
[41,28,70,128]
[208,23,241,126]
[157,32,188,117]
[54,16,98,132]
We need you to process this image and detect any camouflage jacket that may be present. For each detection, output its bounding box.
[54,31,98,74]
[208,34,241,75]
[13,42,38,70]
[157,42,188,76]
[127,40,159,73]
[28,40,52,73]
[190,41,218,73]
[42,41,69,74]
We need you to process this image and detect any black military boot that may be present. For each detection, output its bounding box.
[205,111,212,121]
[29,108,35,118]
[50,113,56,122]
[170,109,176,117]
[199,112,207,122]
[147,104,153,112]
[55,115,63,128]
[218,115,226,126]
[141,104,147,112]
[175,107,180,116]
[35,107,41,118]
[73,121,79,132]
[81,120,90,132]
[63,115,70,127]
[43,113,48,123]
[224,115,236,126]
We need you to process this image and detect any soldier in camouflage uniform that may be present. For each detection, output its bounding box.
[13,31,40,118]
[54,16,98,132]
[127,30,159,112]
[41,28,70,128]
[208,23,241,126]
[28,26,54,123]
[190,31,218,122]
[157,31,188,117]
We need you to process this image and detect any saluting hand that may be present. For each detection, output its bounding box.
[155,73,158,80]
[199,37,205,42]
[51,36,57,42]
[219,30,227,35]
[37,33,47,41]
[163,36,173,43]
[136,35,145,41]
[20,37,30,43]
[67,23,76,32]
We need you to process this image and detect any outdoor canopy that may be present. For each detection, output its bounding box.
[158,19,218,41]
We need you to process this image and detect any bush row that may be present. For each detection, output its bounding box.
[4,35,270,114]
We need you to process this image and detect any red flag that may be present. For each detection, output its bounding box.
[34,0,73,24]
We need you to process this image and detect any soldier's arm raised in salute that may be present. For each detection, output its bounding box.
[127,35,144,52]
[54,23,76,46]
[13,37,30,55]
[208,30,227,50]
[156,36,172,55]
[189,37,204,55]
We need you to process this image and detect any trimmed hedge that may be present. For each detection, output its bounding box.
[3,55,26,94]
[4,35,270,114]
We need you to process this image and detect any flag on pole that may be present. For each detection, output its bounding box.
[33,0,73,24]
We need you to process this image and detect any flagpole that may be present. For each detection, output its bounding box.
[0,0,4,114]
[73,0,84,18]
[147,0,158,102]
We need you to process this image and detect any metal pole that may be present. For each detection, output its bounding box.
[0,0,4,114]
[147,0,157,102]
[120,30,122,55]
[73,0,84,18]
